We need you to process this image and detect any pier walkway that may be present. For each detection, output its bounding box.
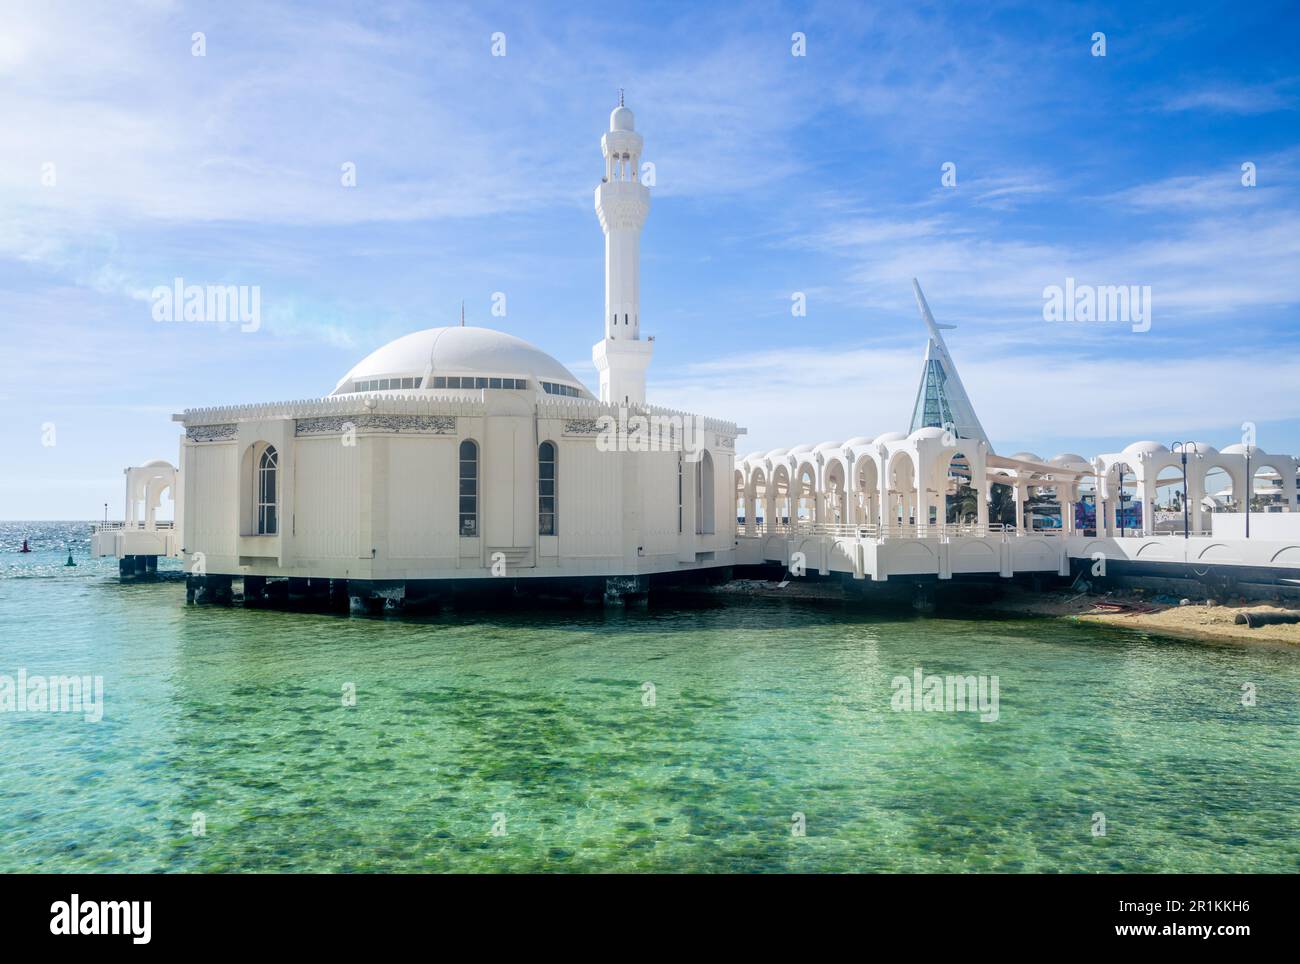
[734,522,1300,588]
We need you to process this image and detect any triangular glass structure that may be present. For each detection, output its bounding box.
[907,280,991,451]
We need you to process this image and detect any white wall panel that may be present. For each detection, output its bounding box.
[640,450,680,555]
[186,443,237,557]
[558,440,622,558]
[387,437,457,560]
[294,437,361,558]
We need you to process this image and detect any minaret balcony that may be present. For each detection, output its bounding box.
[595,180,649,231]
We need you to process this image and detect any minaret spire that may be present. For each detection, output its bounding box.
[591,95,653,406]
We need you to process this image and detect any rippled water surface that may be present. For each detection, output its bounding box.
[1,522,1297,872]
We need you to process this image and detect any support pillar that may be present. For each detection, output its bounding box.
[195,575,233,605]
[603,575,648,607]
[1139,471,1158,536]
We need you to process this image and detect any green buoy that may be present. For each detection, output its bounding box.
[65,551,76,567]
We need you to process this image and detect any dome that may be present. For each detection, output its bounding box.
[1175,442,1218,457]
[741,451,766,463]
[331,326,591,398]
[843,436,874,448]
[813,440,842,452]
[1049,453,1090,468]
[1009,451,1044,463]
[610,105,634,131]
[764,448,789,459]
[1123,440,1169,458]
[873,431,906,445]
[1220,443,1256,455]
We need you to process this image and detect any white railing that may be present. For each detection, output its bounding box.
[93,521,175,532]
[1117,528,1214,538]
[739,518,1239,542]
[736,520,1075,542]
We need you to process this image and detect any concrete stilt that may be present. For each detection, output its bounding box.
[244,575,267,605]
[265,577,290,606]
[194,575,233,605]
[911,581,935,614]
[603,575,648,607]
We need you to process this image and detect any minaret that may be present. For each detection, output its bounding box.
[592,92,653,406]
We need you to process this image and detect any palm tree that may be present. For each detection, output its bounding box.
[988,483,1017,525]
[946,482,979,523]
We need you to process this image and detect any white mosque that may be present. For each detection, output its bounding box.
[94,99,1300,608]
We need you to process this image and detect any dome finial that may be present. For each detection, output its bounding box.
[618,87,624,107]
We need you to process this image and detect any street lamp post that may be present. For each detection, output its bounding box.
[1170,442,1198,539]
[1115,462,1134,538]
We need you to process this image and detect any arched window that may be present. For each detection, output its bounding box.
[695,450,715,535]
[677,455,684,534]
[538,441,557,535]
[459,440,478,537]
[257,445,278,535]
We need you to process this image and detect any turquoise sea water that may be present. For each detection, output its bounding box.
[1,522,1297,872]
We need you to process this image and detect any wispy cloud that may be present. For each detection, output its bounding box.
[1161,78,1299,114]
[787,156,1300,329]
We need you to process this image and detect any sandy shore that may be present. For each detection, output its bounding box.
[979,585,1300,646]
[708,578,1300,646]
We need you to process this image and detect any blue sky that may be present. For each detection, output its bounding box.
[2,0,1298,518]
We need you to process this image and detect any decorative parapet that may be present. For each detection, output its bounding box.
[179,394,485,426]
[179,393,744,446]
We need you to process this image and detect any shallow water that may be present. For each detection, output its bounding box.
[1,522,1297,872]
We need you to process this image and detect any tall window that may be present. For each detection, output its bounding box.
[257,445,278,535]
[695,450,715,535]
[538,441,556,535]
[459,440,478,537]
[677,455,683,533]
